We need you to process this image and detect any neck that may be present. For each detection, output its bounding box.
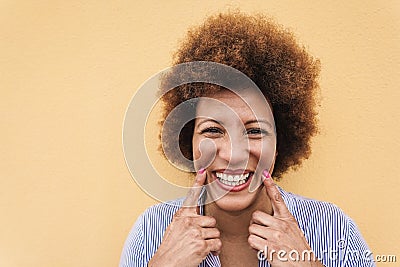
[204,188,272,242]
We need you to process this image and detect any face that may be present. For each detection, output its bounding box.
[192,88,276,212]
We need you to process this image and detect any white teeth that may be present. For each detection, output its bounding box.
[215,172,250,186]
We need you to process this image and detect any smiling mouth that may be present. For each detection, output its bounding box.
[214,172,252,187]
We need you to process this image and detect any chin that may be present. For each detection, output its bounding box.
[212,194,258,212]
[206,178,264,213]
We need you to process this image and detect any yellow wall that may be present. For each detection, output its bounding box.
[1,1,399,266]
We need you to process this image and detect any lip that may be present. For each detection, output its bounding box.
[212,171,254,192]
[213,169,251,175]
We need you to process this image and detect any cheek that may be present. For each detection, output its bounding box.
[192,136,218,169]
[192,137,201,160]
[250,139,276,169]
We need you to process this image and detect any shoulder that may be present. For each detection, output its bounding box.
[278,187,374,266]
[138,197,185,232]
[142,198,184,218]
[279,187,350,231]
[119,198,185,267]
[279,187,352,241]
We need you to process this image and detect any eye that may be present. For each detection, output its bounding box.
[201,127,223,134]
[200,127,224,137]
[246,128,269,136]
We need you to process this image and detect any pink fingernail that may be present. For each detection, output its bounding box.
[263,170,270,178]
[198,168,206,174]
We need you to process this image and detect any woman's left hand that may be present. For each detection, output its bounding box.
[248,171,325,267]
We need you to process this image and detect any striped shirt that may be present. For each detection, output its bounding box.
[119,186,375,266]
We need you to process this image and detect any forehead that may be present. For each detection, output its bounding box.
[196,88,274,122]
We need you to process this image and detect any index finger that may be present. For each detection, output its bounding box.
[262,170,290,217]
[181,168,207,213]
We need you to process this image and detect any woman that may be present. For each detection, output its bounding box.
[120,12,374,266]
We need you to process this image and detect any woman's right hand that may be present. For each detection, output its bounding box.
[148,169,222,267]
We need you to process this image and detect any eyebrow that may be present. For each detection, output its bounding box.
[244,119,273,129]
[196,118,222,128]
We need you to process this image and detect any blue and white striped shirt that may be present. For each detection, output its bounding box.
[120,187,375,266]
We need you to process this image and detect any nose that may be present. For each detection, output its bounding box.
[218,132,250,169]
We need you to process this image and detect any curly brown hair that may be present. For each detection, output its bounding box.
[158,11,320,179]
